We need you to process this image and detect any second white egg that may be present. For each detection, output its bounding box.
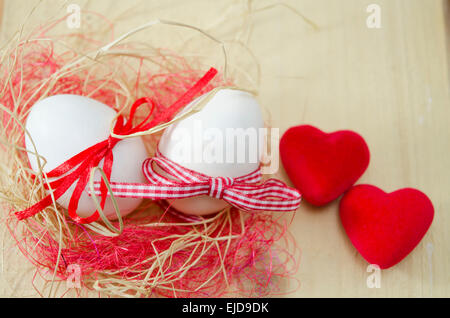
[158,88,265,216]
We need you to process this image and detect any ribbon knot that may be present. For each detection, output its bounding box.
[208,177,234,199]
[15,68,219,224]
[107,135,119,149]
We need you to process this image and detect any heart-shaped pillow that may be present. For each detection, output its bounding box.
[280,125,370,206]
[339,185,434,269]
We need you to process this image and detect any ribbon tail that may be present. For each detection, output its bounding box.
[223,188,302,212]
[16,193,64,220]
[45,141,107,178]
[15,166,85,220]
[67,148,114,224]
[67,166,100,224]
[141,67,218,129]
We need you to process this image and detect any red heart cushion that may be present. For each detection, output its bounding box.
[280,125,370,205]
[340,185,434,269]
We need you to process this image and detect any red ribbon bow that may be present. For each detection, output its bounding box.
[90,151,302,213]
[16,68,218,224]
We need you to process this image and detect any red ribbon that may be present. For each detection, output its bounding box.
[16,68,218,224]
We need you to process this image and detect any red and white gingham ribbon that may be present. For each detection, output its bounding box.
[92,152,302,212]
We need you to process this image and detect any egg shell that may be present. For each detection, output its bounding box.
[25,94,148,219]
[158,88,265,216]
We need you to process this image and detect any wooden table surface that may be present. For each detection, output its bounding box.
[0,0,449,297]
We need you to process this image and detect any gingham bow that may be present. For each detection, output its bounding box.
[208,177,234,199]
[92,152,302,212]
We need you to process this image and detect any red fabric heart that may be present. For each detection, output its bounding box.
[340,185,434,269]
[280,125,370,205]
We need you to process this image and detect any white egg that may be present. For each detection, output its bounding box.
[25,94,148,220]
[158,88,265,216]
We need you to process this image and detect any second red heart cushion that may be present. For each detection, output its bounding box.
[339,185,434,269]
[280,125,370,206]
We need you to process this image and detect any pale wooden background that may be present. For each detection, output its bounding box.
[0,0,449,297]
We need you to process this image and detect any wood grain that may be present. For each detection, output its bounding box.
[0,0,449,297]
[445,0,450,83]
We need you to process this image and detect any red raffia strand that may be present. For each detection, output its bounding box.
[0,13,300,297]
